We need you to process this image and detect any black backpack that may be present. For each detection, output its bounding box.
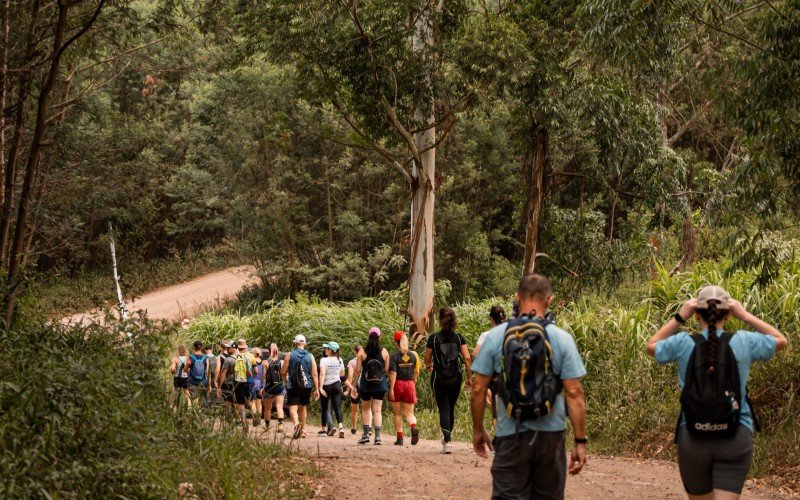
[497,315,561,424]
[364,357,384,383]
[289,359,308,389]
[434,332,462,386]
[677,332,743,441]
[267,359,282,385]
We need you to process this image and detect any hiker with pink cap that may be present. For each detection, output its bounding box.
[352,326,390,445]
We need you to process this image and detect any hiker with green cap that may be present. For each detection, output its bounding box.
[647,285,787,499]
[319,341,346,438]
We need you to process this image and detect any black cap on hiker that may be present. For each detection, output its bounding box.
[193,340,203,350]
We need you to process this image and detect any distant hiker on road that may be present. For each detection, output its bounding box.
[216,341,237,421]
[261,343,286,432]
[353,327,390,445]
[185,340,210,408]
[345,345,363,435]
[473,306,507,426]
[282,335,319,440]
[647,286,787,500]
[426,307,472,454]
[319,341,346,438]
[389,331,420,446]
[169,344,190,408]
[471,274,588,499]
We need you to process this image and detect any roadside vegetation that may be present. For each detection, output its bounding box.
[0,319,315,498]
[187,259,800,489]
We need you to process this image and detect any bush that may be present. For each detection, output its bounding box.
[0,319,314,498]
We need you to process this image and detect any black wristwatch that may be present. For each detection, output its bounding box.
[574,437,588,444]
[673,312,686,324]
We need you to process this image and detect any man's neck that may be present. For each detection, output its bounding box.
[518,300,548,317]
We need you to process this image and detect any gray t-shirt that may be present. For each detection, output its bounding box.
[220,354,236,384]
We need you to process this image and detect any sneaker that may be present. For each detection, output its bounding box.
[326,427,336,437]
[351,428,357,435]
[339,426,345,439]
[357,435,370,445]
[374,436,382,445]
[411,427,419,445]
[292,425,303,440]
[276,422,284,433]
[317,430,328,436]
[394,437,403,446]
[442,441,452,454]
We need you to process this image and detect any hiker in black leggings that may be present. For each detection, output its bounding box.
[319,342,346,437]
[425,307,472,454]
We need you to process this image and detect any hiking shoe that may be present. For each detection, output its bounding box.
[276,422,284,433]
[317,430,328,436]
[442,441,452,454]
[292,425,303,440]
[339,428,345,439]
[357,435,370,445]
[326,427,336,437]
[374,436,382,445]
[351,428,357,435]
[411,427,419,445]
[394,437,403,446]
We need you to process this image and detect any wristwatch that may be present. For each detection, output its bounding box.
[673,312,686,324]
[574,437,588,444]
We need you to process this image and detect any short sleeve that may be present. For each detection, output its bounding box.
[426,334,435,350]
[742,331,777,362]
[551,328,586,380]
[459,334,467,347]
[654,333,686,365]
[472,328,501,376]
[389,355,397,372]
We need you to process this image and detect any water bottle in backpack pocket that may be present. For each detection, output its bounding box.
[497,316,561,422]
[189,354,207,384]
[434,334,462,386]
[678,333,742,441]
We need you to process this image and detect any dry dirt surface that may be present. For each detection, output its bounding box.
[61,265,257,325]
[254,427,790,500]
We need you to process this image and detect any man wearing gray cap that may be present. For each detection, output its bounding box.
[281,335,320,439]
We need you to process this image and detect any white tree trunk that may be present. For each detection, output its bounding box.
[408,6,435,339]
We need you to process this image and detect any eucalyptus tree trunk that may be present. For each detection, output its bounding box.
[408,6,435,340]
[522,123,547,276]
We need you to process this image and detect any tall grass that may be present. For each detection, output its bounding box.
[187,259,800,487]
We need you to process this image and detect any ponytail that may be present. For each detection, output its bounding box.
[398,334,409,354]
[697,301,725,374]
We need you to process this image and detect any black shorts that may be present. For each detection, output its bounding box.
[233,382,250,405]
[188,382,207,397]
[222,382,235,403]
[173,377,189,389]
[360,390,385,402]
[677,425,753,495]
[491,430,566,499]
[287,387,312,406]
[350,394,360,405]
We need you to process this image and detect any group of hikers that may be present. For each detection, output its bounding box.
[169,273,788,500]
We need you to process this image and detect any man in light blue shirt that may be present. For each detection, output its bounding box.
[471,274,587,499]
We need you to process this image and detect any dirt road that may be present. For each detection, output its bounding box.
[62,265,257,325]
[257,429,789,499]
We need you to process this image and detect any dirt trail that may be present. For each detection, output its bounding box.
[62,265,257,325]
[255,428,788,499]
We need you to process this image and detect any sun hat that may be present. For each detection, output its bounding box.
[237,339,248,349]
[368,326,381,337]
[393,331,404,342]
[293,334,307,344]
[697,285,731,310]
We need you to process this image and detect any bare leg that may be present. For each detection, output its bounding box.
[403,403,417,426]
[275,394,285,420]
[350,400,359,429]
[712,491,739,500]
[371,399,383,428]
[289,405,299,426]
[361,400,372,427]
[392,401,403,435]
[687,494,714,500]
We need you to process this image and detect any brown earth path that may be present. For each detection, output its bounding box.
[61,265,257,325]
[255,427,791,500]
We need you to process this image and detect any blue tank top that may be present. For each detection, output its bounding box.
[288,348,313,389]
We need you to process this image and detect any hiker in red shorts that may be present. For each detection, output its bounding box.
[389,331,421,446]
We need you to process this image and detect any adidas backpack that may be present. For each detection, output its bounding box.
[497,315,562,423]
[678,332,742,440]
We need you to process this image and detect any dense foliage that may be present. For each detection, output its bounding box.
[0,320,315,498]
[188,259,800,487]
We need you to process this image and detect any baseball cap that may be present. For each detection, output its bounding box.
[220,340,233,348]
[697,285,731,310]
[369,326,381,337]
[393,331,404,342]
[193,340,203,350]
[293,334,306,344]
[326,341,340,352]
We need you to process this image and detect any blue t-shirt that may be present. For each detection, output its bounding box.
[654,329,776,431]
[472,322,587,437]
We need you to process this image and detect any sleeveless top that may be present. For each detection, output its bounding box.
[359,350,388,392]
